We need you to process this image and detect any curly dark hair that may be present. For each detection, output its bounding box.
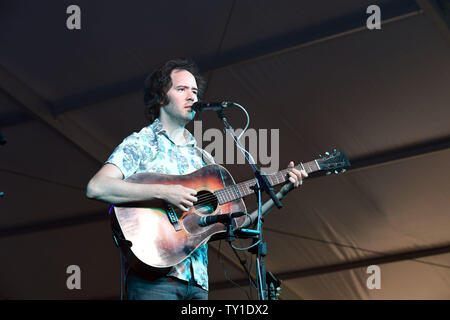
[143,58,206,123]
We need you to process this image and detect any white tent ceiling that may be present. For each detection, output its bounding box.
[0,0,449,300]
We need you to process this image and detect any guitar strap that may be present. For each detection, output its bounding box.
[110,215,132,300]
[111,215,132,249]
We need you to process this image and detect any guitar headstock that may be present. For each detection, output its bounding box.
[316,149,351,175]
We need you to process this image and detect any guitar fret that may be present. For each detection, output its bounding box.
[280,171,286,183]
[215,190,223,205]
[275,173,280,185]
[218,189,228,205]
[231,186,236,200]
[228,186,234,201]
[272,173,278,185]
[304,162,311,173]
[226,189,231,203]
[237,184,244,199]
[306,161,318,173]
[278,170,286,184]
[244,181,252,196]
[231,184,239,200]
[216,159,323,205]
[240,183,246,197]
[244,180,254,196]
[221,189,226,203]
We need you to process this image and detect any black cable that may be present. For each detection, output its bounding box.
[118,247,124,300]
[217,240,251,300]
[229,239,257,300]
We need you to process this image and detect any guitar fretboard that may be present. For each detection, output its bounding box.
[214,161,319,205]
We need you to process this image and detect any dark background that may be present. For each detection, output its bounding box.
[0,0,449,299]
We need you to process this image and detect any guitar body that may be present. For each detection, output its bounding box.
[113,164,247,268]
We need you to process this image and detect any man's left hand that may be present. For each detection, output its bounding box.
[287,161,308,188]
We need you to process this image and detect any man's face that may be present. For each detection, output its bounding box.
[162,69,198,125]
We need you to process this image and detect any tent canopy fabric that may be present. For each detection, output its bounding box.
[0,0,449,299]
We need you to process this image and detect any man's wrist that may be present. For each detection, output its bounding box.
[151,184,167,201]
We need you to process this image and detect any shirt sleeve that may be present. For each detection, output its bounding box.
[105,133,144,179]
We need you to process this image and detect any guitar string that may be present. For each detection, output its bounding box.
[169,160,344,213]
[181,162,323,208]
[170,163,326,213]
[171,177,287,214]
[173,165,313,209]
[171,162,327,211]
[186,161,335,208]
[185,171,292,208]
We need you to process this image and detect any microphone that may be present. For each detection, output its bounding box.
[191,101,232,113]
[198,212,246,227]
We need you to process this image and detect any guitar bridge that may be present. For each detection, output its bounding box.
[166,205,182,231]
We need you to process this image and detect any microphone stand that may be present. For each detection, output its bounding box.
[215,107,283,300]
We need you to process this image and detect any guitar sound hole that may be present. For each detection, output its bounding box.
[193,190,218,215]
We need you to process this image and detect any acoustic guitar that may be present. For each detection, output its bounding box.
[112,150,350,268]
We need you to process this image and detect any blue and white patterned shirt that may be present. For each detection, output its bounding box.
[105,118,214,291]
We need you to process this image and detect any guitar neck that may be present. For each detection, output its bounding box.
[214,160,320,205]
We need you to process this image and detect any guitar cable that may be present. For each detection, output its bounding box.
[118,247,124,300]
[112,227,129,300]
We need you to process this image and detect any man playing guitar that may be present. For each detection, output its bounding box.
[86,58,307,300]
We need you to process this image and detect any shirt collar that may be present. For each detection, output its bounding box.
[150,118,165,134]
[149,118,197,147]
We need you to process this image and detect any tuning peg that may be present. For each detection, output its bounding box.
[333,148,337,154]
[341,169,346,173]
[319,154,323,158]
[334,170,339,174]
[326,171,331,175]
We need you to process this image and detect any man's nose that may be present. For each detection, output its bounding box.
[186,91,196,101]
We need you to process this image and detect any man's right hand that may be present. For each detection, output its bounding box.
[160,184,198,212]
[87,164,198,209]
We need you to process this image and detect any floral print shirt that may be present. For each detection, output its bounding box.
[105,118,214,291]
